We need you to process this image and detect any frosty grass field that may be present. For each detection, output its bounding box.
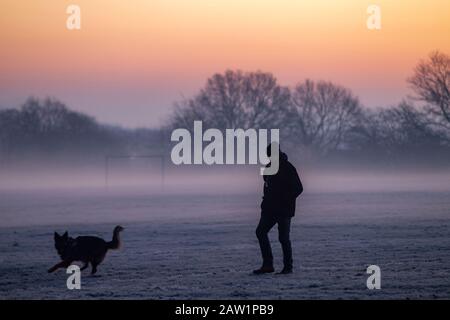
[0,190,449,299]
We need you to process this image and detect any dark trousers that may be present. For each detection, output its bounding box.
[256,214,292,269]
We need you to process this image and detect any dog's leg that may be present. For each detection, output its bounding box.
[90,253,105,275]
[48,261,65,273]
[48,260,72,273]
[80,261,89,271]
[91,263,98,275]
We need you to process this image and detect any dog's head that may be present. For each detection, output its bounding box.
[53,231,73,259]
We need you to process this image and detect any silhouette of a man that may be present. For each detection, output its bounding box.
[254,143,303,274]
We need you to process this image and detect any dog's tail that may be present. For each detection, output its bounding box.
[106,225,124,250]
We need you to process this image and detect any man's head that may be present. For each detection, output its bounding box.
[266,142,280,158]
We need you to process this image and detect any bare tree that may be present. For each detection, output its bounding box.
[0,97,183,161]
[170,70,291,130]
[0,98,116,156]
[290,79,362,154]
[378,102,443,151]
[408,51,450,133]
[0,109,21,162]
[350,101,446,160]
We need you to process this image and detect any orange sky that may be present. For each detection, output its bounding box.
[0,0,449,127]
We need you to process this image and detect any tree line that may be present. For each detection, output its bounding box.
[0,51,449,167]
[169,51,450,166]
[0,98,162,164]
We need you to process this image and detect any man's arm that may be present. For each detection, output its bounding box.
[290,166,303,198]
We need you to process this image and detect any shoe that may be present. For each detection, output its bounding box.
[276,267,293,275]
[253,266,275,274]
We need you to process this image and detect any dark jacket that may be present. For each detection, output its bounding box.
[261,152,303,217]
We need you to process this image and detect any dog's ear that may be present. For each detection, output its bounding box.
[62,231,68,239]
[54,232,60,240]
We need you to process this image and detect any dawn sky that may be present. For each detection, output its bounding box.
[1,0,449,127]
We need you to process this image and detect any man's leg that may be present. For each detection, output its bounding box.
[277,217,293,273]
[254,214,277,273]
